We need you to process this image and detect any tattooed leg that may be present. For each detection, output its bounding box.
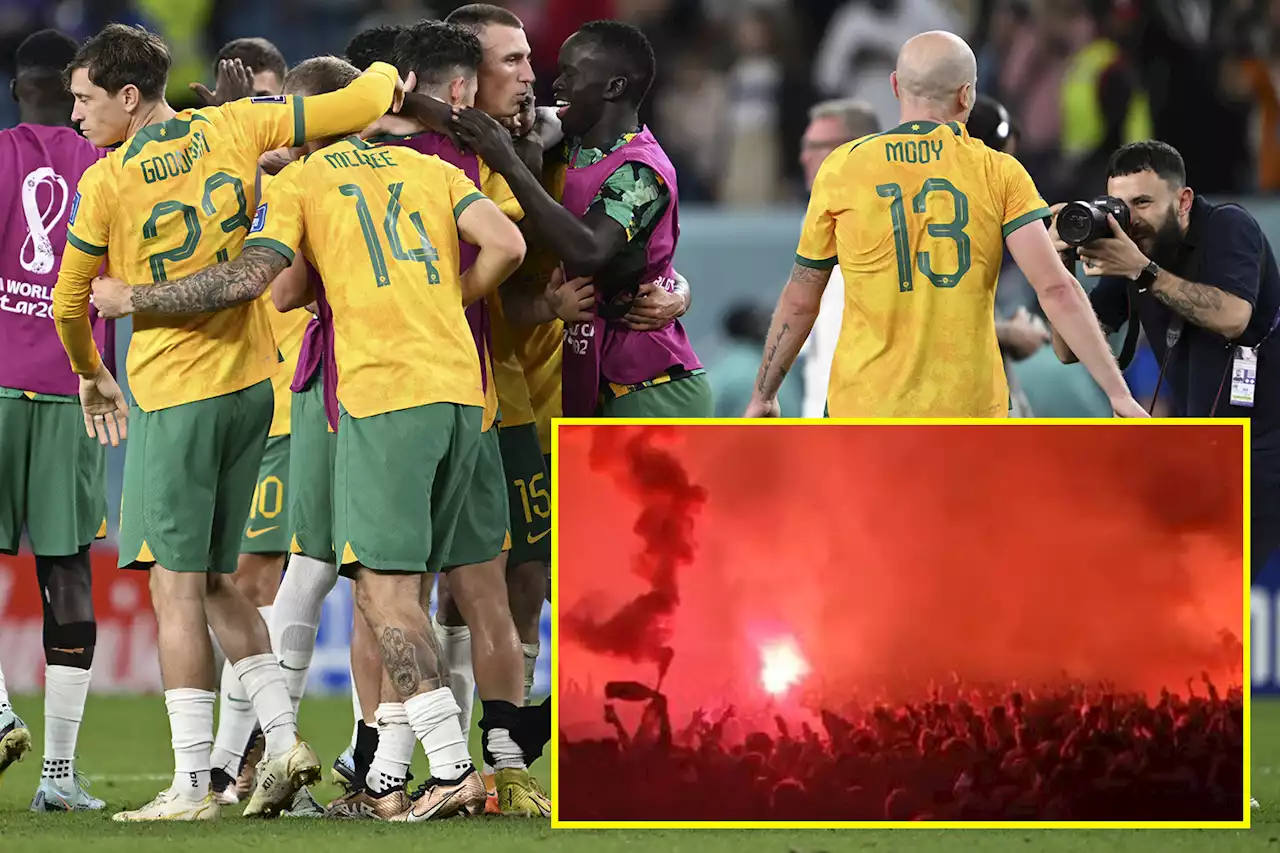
[353,568,446,699]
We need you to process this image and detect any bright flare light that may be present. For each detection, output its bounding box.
[759,636,810,696]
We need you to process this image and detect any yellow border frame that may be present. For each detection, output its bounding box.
[549,417,1252,830]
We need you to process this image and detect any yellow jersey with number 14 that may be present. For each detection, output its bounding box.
[796,120,1050,418]
[245,136,484,419]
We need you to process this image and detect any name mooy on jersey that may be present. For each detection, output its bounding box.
[885,139,945,164]
[139,130,212,184]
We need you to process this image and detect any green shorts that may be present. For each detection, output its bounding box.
[335,402,482,575]
[240,435,290,554]
[600,372,715,419]
[119,380,273,574]
[499,422,550,566]
[442,426,510,570]
[0,396,106,556]
[289,374,337,562]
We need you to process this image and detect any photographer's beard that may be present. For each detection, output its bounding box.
[1131,203,1185,268]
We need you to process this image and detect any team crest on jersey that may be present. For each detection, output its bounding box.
[250,95,287,104]
[250,204,268,233]
[68,191,81,226]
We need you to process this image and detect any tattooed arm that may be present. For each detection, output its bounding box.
[1150,269,1253,340]
[746,263,831,416]
[90,246,290,318]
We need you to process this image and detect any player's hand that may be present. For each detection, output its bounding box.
[744,397,782,418]
[454,107,521,173]
[622,281,682,331]
[1077,215,1149,280]
[80,363,128,446]
[190,58,255,107]
[360,112,426,139]
[545,267,596,323]
[530,105,565,149]
[259,146,295,175]
[502,91,536,138]
[390,70,413,115]
[90,276,134,319]
[1110,395,1151,418]
[1001,307,1051,361]
[1046,202,1070,255]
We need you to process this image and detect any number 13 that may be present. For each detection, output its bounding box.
[876,177,971,292]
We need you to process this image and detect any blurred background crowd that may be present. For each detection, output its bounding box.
[5,0,1279,415]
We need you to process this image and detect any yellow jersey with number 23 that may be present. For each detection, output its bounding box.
[795,120,1050,418]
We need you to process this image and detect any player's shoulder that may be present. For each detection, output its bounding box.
[78,150,117,189]
[272,157,307,182]
[204,95,290,123]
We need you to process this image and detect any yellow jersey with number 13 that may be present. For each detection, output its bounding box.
[796,120,1050,418]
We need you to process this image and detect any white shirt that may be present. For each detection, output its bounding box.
[801,266,844,418]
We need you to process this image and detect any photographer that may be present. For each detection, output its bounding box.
[1048,141,1280,577]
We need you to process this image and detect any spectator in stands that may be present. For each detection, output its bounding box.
[1056,0,1153,200]
[813,0,964,132]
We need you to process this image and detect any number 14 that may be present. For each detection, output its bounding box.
[876,177,971,292]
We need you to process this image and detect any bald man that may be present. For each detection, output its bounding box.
[747,31,1146,419]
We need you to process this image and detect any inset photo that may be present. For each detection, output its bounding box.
[553,422,1246,827]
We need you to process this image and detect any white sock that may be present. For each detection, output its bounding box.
[434,616,475,733]
[210,660,255,775]
[487,727,526,771]
[232,652,296,758]
[43,665,91,783]
[0,658,10,711]
[522,643,539,705]
[404,687,470,782]
[366,702,413,794]
[165,688,214,801]
[270,557,337,713]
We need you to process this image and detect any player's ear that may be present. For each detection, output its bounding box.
[604,74,627,102]
[9,79,15,103]
[119,83,141,114]
[890,71,899,100]
[1178,185,1194,218]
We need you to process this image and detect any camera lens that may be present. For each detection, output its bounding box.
[1057,202,1097,247]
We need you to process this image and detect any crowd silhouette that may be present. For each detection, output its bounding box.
[558,662,1244,822]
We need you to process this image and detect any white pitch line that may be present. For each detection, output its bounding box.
[95,774,172,782]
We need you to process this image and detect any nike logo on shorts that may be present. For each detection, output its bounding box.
[246,526,280,539]
[526,529,550,545]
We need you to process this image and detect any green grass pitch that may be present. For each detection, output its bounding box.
[0,694,1269,852]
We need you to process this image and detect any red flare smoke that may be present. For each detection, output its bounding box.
[562,426,707,664]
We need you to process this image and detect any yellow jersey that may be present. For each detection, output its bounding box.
[795,120,1049,418]
[503,160,568,451]
[245,136,485,418]
[478,161,537,430]
[53,64,400,412]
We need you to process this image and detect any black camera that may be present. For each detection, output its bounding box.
[1056,195,1131,247]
